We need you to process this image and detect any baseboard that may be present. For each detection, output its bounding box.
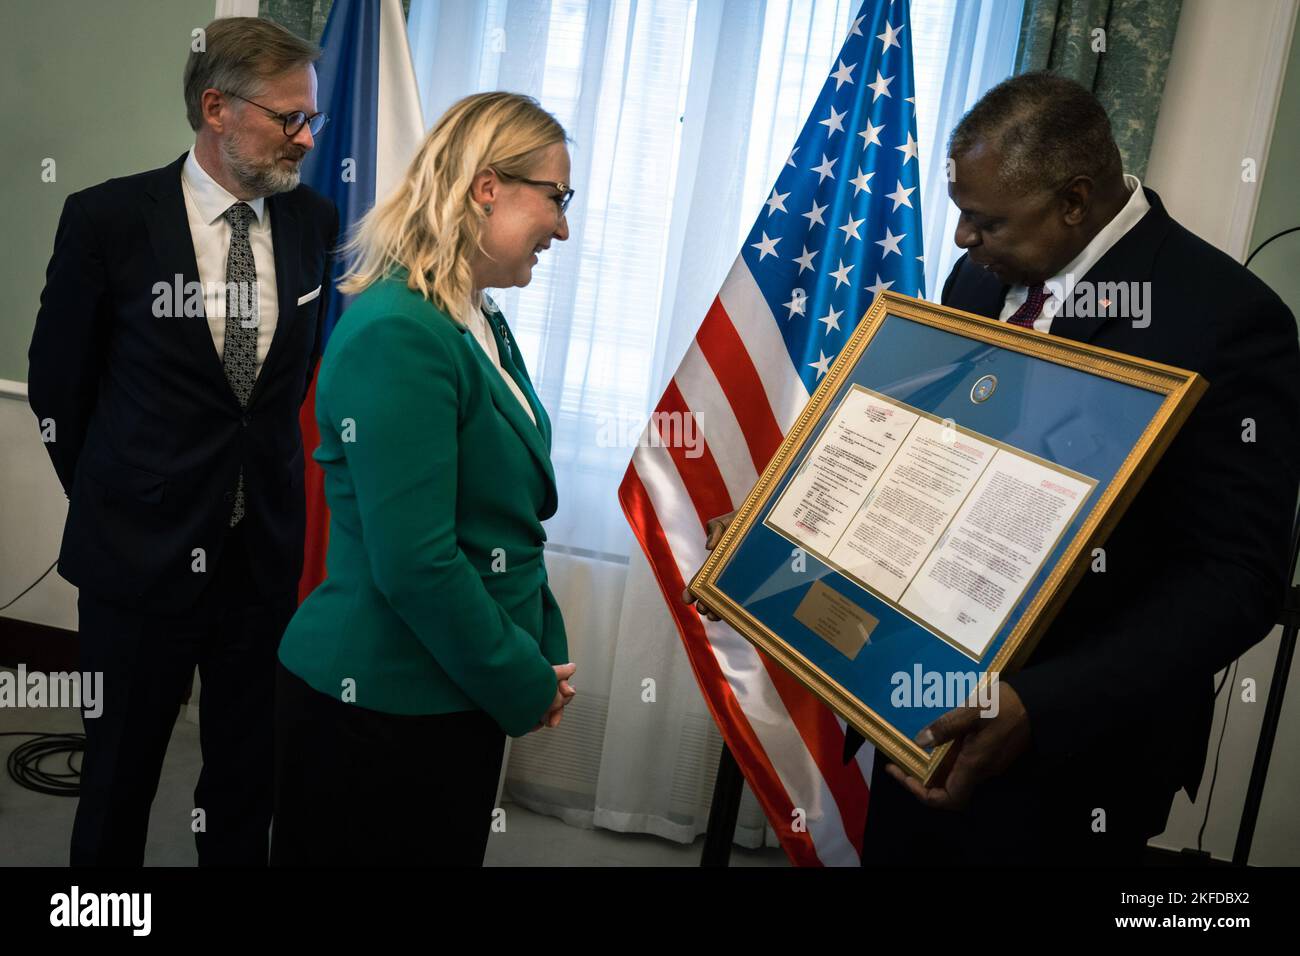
[1143,845,1235,866]
[0,615,203,708]
[0,615,78,672]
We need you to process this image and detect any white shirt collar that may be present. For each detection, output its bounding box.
[1043,173,1149,300]
[182,146,266,225]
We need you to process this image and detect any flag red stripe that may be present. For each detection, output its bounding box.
[618,468,823,866]
[675,310,870,857]
[297,368,329,604]
[647,315,870,861]
[694,299,786,471]
[761,661,869,857]
[655,381,734,529]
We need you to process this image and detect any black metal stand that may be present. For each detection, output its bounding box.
[1232,520,1300,865]
[700,744,744,866]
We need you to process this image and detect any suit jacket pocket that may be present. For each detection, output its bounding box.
[80,451,166,504]
[279,443,306,506]
[282,444,305,486]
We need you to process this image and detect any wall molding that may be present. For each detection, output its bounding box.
[214,0,258,18]
[1228,0,1299,260]
[0,378,28,400]
[0,616,77,673]
[1147,0,1299,260]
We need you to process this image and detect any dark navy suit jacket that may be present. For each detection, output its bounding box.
[29,152,339,613]
[937,188,1300,810]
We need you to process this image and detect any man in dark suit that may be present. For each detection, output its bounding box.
[27,17,339,866]
[858,72,1300,864]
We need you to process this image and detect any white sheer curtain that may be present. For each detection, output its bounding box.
[406,0,1022,850]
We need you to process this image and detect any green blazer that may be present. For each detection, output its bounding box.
[278,273,568,737]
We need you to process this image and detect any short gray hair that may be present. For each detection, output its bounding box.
[948,71,1123,195]
[183,17,320,132]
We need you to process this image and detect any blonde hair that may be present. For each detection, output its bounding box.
[338,92,568,326]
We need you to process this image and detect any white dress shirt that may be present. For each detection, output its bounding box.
[467,295,537,427]
[180,147,279,377]
[998,173,1150,332]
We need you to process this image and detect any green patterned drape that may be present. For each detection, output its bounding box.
[1015,0,1183,178]
[261,0,333,43]
[260,0,411,44]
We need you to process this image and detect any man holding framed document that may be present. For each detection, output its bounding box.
[687,73,1300,865]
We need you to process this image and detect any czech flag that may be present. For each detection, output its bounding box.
[295,0,425,601]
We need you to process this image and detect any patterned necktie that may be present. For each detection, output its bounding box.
[221,202,258,526]
[1007,282,1049,329]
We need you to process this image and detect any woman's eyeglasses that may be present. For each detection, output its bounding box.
[492,168,575,216]
[223,90,329,138]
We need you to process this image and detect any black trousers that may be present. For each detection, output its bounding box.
[71,522,296,866]
[860,749,1175,866]
[271,664,506,867]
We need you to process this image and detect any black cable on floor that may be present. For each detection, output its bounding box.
[1,732,83,797]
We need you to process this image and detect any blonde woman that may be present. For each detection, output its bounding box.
[272,93,576,866]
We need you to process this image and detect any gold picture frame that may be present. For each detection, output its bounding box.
[689,291,1206,783]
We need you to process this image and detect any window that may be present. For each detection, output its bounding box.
[408,0,1021,560]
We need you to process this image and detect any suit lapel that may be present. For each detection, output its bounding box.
[974,277,1010,323]
[248,191,302,408]
[143,154,311,410]
[486,313,552,449]
[1049,188,1172,344]
[143,154,237,406]
[459,316,557,509]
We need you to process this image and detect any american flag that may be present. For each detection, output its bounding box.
[617,0,926,866]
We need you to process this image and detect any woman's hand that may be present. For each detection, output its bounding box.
[681,511,735,621]
[531,662,577,731]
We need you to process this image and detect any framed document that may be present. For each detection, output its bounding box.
[689,292,1206,783]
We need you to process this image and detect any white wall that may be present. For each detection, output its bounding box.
[1144,0,1300,864]
[1156,629,1300,864]
[1146,0,1298,258]
[0,380,79,632]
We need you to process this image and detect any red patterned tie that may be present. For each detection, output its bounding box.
[1007,283,1048,329]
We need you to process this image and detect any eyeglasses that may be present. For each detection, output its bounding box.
[492,169,575,216]
[223,90,329,138]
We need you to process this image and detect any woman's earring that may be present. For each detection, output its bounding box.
[483,203,493,215]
